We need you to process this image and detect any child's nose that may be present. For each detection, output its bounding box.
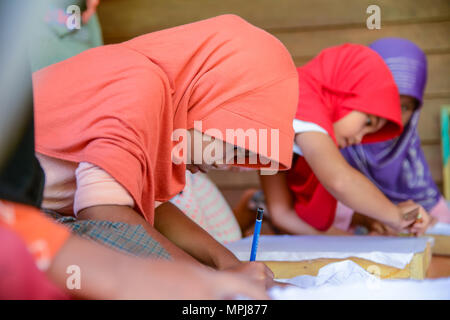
[354,133,364,145]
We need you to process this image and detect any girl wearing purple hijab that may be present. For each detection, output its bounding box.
[334,38,450,233]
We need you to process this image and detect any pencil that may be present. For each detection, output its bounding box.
[249,207,264,261]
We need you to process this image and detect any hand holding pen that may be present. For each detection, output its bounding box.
[397,200,433,236]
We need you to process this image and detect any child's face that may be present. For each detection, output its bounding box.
[185,129,251,174]
[333,111,386,148]
[400,95,418,126]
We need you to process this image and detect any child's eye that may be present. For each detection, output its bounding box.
[401,104,414,112]
[366,117,372,126]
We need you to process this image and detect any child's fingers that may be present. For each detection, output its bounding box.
[220,275,270,300]
[263,264,274,279]
[409,221,428,235]
[399,218,416,231]
[370,221,387,235]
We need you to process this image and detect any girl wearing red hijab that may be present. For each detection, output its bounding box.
[33,15,298,283]
[259,44,432,236]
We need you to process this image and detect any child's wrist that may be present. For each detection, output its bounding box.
[214,251,242,270]
[383,205,402,230]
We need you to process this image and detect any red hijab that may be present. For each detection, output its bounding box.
[33,15,299,225]
[287,44,402,230]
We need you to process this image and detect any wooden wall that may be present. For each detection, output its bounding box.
[97,0,450,207]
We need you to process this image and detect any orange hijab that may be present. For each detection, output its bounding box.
[33,15,298,225]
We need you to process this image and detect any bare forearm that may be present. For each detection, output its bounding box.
[296,132,400,228]
[260,173,319,235]
[271,209,320,235]
[48,235,253,300]
[47,235,127,299]
[324,168,399,226]
[154,202,240,269]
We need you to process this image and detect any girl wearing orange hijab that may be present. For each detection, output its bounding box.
[33,15,298,282]
[259,44,432,236]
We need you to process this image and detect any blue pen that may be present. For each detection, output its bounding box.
[250,207,264,261]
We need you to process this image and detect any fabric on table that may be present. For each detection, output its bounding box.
[426,221,450,236]
[270,260,450,300]
[225,235,431,269]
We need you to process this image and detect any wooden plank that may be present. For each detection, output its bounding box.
[419,99,450,142]
[423,144,443,184]
[97,0,450,43]
[429,235,450,255]
[427,54,450,96]
[275,21,450,61]
[207,170,260,188]
[295,53,450,97]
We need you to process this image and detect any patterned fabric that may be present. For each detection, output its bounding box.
[44,210,171,260]
[170,172,242,244]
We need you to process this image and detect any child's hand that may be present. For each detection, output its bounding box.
[394,200,432,236]
[323,226,352,236]
[183,266,271,300]
[225,261,275,290]
[50,236,270,300]
[133,262,271,300]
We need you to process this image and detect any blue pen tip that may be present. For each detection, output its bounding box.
[256,207,264,220]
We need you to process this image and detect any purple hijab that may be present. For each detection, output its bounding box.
[341,38,440,211]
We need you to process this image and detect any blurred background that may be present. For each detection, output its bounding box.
[96,0,450,208]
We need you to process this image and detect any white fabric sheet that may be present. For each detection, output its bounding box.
[225,235,432,269]
[427,222,450,236]
[270,260,450,300]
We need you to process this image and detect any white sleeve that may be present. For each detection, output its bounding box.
[292,119,328,156]
[74,162,135,216]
